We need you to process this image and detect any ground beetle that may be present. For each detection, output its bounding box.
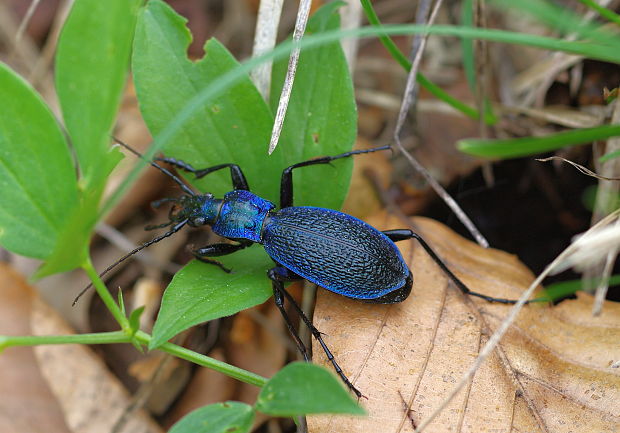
[78,140,531,398]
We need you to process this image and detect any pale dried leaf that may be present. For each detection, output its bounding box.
[0,264,71,433]
[21,267,164,433]
[309,215,620,433]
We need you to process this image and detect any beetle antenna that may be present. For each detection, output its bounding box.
[72,219,189,306]
[112,136,196,196]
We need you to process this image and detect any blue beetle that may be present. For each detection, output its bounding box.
[81,141,526,397]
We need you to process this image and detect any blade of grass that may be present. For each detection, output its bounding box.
[578,0,620,26]
[493,0,620,46]
[360,0,479,120]
[392,0,490,248]
[459,124,620,158]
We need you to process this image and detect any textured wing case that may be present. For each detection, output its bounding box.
[261,207,409,299]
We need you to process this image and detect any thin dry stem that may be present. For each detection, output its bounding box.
[392,0,489,248]
[537,156,620,181]
[267,0,312,155]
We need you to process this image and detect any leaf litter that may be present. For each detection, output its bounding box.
[309,214,620,433]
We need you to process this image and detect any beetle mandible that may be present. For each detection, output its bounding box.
[79,139,531,398]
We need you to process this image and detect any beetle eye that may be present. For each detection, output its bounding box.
[192,216,206,226]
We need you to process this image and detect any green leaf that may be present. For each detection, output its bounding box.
[118,289,126,317]
[0,62,78,259]
[458,124,620,158]
[149,247,273,349]
[36,0,140,277]
[129,306,145,334]
[169,402,255,433]
[255,362,364,416]
[132,0,282,201]
[129,305,145,352]
[270,1,357,209]
[33,204,99,278]
[55,0,140,190]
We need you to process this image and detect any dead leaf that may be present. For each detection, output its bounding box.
[309,215,620,433]
[0,263,163,433]
[0,264,72,433]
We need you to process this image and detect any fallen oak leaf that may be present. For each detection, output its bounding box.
[309,215,620,433]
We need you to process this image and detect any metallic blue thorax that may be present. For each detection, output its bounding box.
[211,190,275,242]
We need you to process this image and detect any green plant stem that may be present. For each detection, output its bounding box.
[82,257,129,329]
[133,331,268,387]
[0,330,268,387]
[360,0,480,120]
[78,259,267,387]
[0,331,130,350]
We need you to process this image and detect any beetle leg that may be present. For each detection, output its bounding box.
[279,145,391,209]
[383,229,533,305]
[192,242,250,273]
[155,157,250,191]
[267,268,310,361]
[268,267,364,398]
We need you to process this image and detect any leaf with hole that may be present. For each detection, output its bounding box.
[132,0,281,201]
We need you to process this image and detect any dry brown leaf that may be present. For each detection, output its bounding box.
[0,264,72,433]
[309,215,620,433]
[0,264,163,433]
